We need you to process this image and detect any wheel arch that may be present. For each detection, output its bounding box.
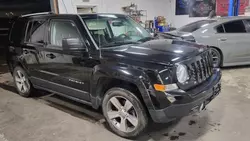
[90,65,155,112]
[8,58,26,75]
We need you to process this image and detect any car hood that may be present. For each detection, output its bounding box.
[101,39,206,66]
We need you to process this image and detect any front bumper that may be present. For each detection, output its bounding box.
[149,68,221,123]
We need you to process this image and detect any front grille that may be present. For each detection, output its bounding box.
[178,50,213,91]
[187,51,213,84]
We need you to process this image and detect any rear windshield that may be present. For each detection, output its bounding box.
[178,20,216,33]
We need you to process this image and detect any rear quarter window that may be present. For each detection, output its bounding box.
[9,19,26,44]
[216,25,225,33]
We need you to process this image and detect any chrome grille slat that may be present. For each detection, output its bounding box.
[179,50,214,92]
[204,55,210,76]
[185,50,213,88]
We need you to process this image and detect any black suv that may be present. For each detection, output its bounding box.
[6,12,221,138]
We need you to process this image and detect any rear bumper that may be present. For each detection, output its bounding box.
[149,68,221,123]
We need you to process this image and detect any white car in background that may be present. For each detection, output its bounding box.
[167,16,250,67]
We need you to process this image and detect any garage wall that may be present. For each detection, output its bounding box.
[166,0,206,28]
[58,0,169,22]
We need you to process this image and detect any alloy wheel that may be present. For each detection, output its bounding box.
[211,49,221,67]
[15,70,30,93]
[107,96,138,133]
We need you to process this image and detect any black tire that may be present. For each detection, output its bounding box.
[210,48,222,68]
[13,66,33,97]
[102,87,148,138]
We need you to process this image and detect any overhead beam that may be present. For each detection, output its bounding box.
[50,0,59,14]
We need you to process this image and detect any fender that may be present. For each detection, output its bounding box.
[90,64,156,110]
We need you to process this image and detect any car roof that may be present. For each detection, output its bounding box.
[20,13,126,19]
[212,16,250,22]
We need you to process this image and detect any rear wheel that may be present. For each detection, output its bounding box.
[102,87,148,138]
[13,66,33,97]
[210,48,222,67]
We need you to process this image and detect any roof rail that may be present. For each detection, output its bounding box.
[21,12,54,17]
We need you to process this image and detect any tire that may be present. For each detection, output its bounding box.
[13,66,33,97]
[210,48,222,68]
[102,87,148,138]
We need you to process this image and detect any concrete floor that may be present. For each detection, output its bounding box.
[0,58,250,141]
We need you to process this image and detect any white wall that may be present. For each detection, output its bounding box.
[58,0,169,22]
[58,0,207,28]
[166,0,207,28]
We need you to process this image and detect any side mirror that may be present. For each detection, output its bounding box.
[112,21,124,27]
[62,38,86,51]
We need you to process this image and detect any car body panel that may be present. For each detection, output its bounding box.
[172,16,250,67]
[6,13,221,124]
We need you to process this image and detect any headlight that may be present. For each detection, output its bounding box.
[176,64,189,83]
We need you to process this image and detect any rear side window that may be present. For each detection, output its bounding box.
[223,20,246,33]
[216,25,225,33]
[25,20,46,44]
[10,19,26,44]
[243,19,250,32]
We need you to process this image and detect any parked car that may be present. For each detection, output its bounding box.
[6,12,221,138]
[167,16,250,67]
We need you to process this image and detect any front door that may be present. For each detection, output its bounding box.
[37,19,93,101]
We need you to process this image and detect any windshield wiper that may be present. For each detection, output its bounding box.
[102,41,138,47]
[158,33,183,40]
[137,37,155,42]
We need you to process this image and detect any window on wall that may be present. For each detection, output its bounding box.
[223,20,246,33]
[50,20,81,47]
[25,20,46,43]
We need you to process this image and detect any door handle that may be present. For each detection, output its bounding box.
[219,38,227,41]
[46,53,56,59]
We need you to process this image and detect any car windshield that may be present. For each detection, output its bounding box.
[178,20,216,33]
[81,14,152,48]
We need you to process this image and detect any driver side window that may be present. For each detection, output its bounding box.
[50,20,81,47]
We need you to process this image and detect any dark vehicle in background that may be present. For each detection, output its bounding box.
[167,17,250,67]
[6,13,221,138]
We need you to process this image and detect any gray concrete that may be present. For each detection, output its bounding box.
[0,64,250,141]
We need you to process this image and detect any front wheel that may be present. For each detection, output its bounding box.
[210,48,222,68]
[102,87,148,138]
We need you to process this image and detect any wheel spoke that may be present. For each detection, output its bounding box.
[107,111,120,119]
[127,114,138,127]
[110,97,122,110]
[17,70,22,78]
[120,118,127,132]
[16,83,22,90]
[15,77,22,83]
[20,84,25,92]
[22,83,27,92]
[124,100,133,111]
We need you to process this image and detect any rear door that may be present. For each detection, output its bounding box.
[22,19,47,79]
[35,18,92,101]
[216,20,250,64]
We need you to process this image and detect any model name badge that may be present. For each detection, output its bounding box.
[69,79,84,85]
